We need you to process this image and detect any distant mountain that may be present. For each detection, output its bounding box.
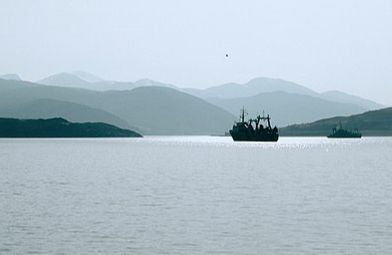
[37,72,91,88]
[0,73,21,81]
[280,107,392,136]
[0,117,141,137]
[183,77,383,114]
[71,71,104,83]
[134,78,176,88]
[183,77,318,99]
[37,72,127,90]
[0,79,235,135]
[209,91,367,127]
[320,90,383,110]
[34,73,383,114]
[36,72,175,91]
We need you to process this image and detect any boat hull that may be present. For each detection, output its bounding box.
[230,130,279,142]
[327,135,362,138]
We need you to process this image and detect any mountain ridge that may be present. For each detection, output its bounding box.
[36,72,176,91]
[32,72,383,110]
[183,77,318,98]
[183,77,382,111]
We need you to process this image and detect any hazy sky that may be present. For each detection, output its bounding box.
[1,0,391,104]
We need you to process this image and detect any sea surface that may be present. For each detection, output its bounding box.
[0,136,391,254]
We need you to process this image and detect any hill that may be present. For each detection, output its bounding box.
[280,107,392,136]
[209,91,367,127]
[0,79,235,135]
[0,98,132,130]
[95,86,235,134]
[0,117,142,138]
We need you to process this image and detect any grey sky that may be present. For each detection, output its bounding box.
[1,0,391,104]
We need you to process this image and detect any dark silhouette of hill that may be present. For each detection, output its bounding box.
[280,107,392,136]
[0,117,142,137]
[0,79,235,135]
[209,91,367,127]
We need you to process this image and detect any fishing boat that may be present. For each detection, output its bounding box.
[229,108,279,142]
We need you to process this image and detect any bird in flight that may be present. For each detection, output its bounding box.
[225,54,229,57]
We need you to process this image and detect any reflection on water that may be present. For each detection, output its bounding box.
[0,137,391,254]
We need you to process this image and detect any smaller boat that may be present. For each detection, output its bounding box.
[327,122,361,138]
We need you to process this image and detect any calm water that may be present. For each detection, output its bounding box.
[1,137,391,254]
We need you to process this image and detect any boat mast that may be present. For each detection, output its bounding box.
[267,114,272,129]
